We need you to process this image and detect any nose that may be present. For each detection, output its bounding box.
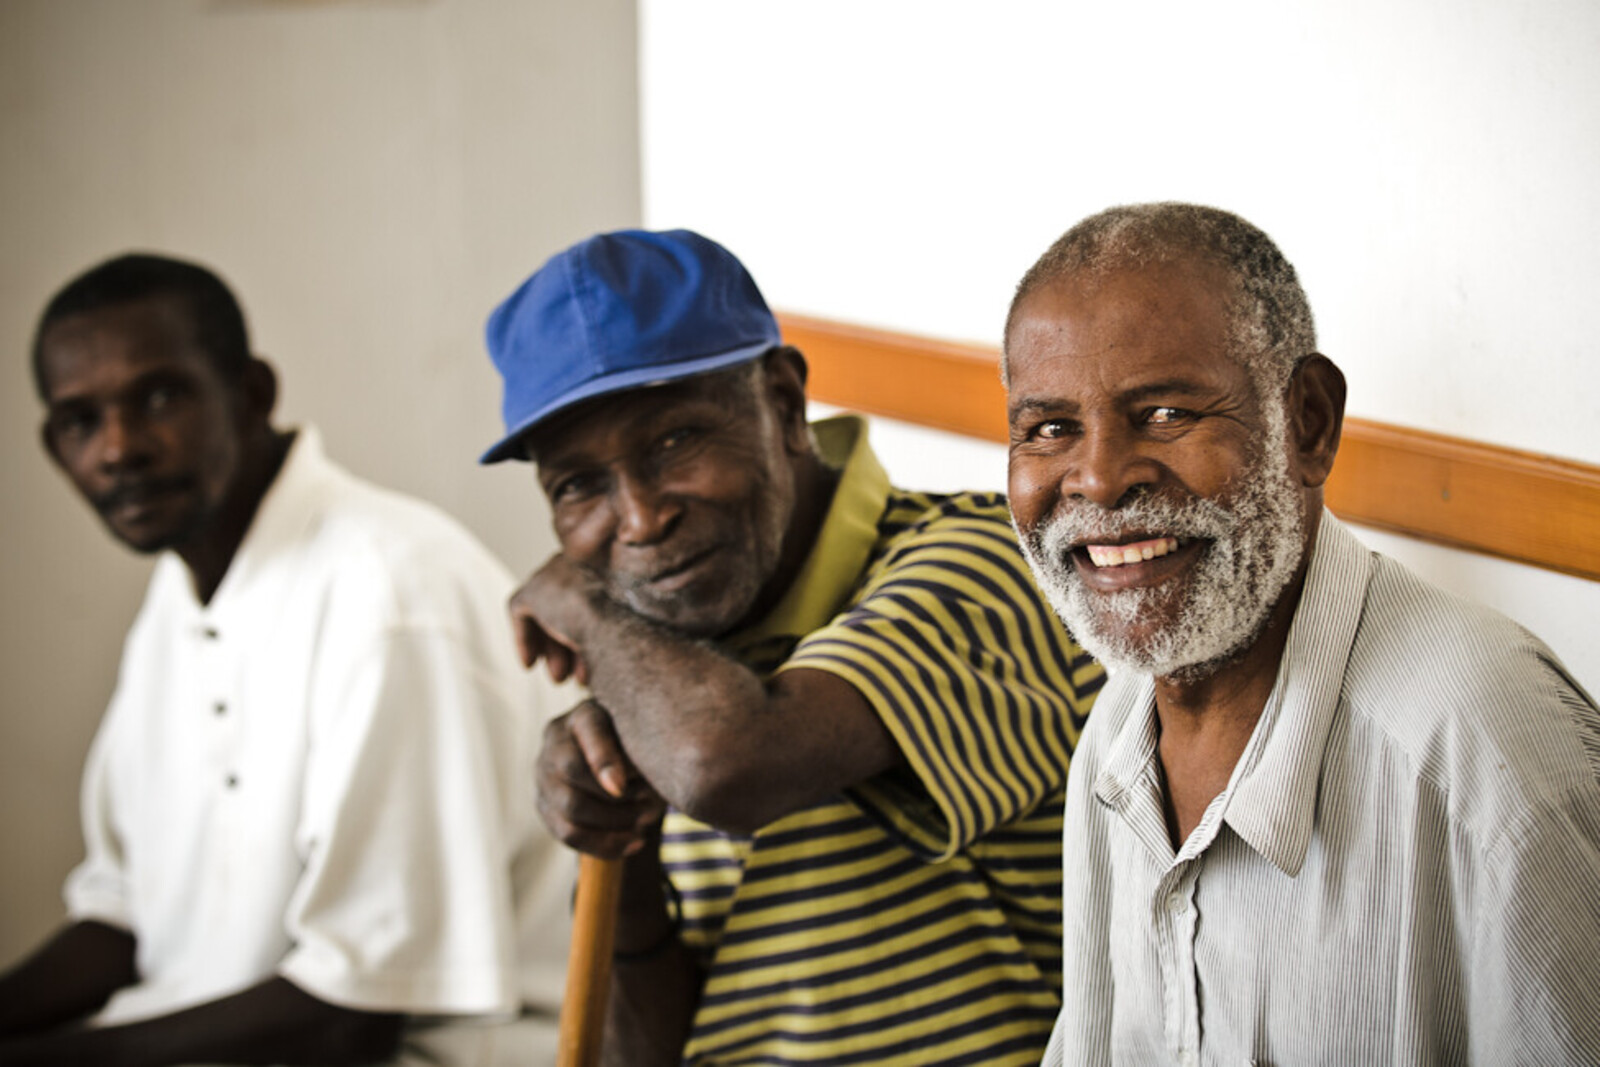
[1065,421,1155,510]
[612,470,681,547]
[97,406,154,473]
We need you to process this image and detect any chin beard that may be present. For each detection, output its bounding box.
[1016,440,1306,683]
[616,567,764,639]
[614,473,794,639]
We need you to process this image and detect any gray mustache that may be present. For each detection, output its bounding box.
[1028,490,1237,557]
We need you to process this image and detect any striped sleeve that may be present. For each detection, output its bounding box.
[777,493,1100,861]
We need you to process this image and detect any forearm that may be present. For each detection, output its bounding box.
[578,600,773,813]
[520,556,901,832]
[0,976,403,1067]
[0,921,137,1038]
[601,848,702,1067]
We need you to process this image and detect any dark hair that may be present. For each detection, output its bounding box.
[31,253,251,397]
[1005,203,1316,396]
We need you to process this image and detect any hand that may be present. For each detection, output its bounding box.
[508,554,609,686]
[537,700,666,859]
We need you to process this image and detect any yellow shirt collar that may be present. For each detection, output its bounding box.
[729,415,890,651]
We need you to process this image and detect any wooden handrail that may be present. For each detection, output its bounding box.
[778,311,1600,582]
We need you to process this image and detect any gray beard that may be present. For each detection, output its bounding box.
[1016,436,1306,683]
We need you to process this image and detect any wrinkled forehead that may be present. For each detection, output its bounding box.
[1007,264,1273,408]
[1008,258,1238,355]
[1025,250,1236,318]
[521,361,761,466]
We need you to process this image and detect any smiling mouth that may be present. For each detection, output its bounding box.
[1082,536,1183,568]
[644,546,719,586]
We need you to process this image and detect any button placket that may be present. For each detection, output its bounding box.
[196,619,241,796]
[1153,861,1203,1065]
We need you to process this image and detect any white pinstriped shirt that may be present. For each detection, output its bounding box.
[1044,515,1600,1066]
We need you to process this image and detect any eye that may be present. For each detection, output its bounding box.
[48,405,99,442]
[144,384,178,412]
[1143,406,1195,425]
[136,376,192,417]
[657,426,698,453]
[1034,418,1079,440]
[547,470,604,505]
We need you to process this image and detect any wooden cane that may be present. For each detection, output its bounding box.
[556,853,625,1067]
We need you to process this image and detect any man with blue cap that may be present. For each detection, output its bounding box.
[482,229,1103,1065]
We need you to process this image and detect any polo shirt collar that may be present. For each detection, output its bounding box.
[187,425,335,620]
[726,415,889,653]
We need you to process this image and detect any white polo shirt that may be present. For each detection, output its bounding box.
[64,427,575,1058]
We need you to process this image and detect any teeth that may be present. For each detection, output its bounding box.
[1086,537,1180,568]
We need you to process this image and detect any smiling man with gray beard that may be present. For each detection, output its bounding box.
[1006,203,1600,1065]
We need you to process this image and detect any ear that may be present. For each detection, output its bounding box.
[1287,353,1345,489]
[762,346,812,455]
[239,356,279,425]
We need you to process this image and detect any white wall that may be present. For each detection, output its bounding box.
[642,0,1600,466]
[644,0,1600,688]
[0,0,639,962]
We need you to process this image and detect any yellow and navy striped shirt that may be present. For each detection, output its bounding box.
[662,416,1103,1065]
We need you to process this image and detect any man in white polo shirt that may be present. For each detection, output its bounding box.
[0,253,570,1065]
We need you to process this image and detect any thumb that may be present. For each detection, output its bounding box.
[570,699,631,799]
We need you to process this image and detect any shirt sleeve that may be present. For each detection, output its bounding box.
[62,698,133,930]
[276,592,535,1017]
[1468,742,1600,1059]
[776,506,1101,860]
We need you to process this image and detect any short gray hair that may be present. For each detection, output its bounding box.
[1004,203,1317,398]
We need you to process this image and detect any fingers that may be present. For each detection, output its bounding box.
[536,701,665,860]
[509,589,577,683]
[507,561,592,683]
[508,592,546,670]
[543,642,575,685]
[568,700,632,798]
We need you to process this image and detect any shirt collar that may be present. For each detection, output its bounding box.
[1224,513,1374,875]
[726,415,889,653]
[188,425,337,618]
[1091,512,1376,876]
[1097,675,1160,813]
[1091,675,1179,863]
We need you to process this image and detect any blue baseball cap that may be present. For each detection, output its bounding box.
[480,228,782,463]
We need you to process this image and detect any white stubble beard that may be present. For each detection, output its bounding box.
[1015,412,1307,683]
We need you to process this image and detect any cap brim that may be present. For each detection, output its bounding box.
[479,339,779,464]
